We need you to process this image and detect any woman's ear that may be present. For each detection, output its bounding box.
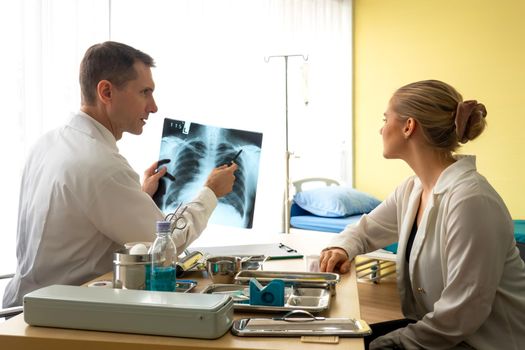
[403,117,417,139]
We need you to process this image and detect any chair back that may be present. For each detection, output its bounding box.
[1,273,23,321]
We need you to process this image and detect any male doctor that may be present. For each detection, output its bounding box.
[3,41,238,307]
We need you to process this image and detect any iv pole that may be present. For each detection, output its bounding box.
[265,54,308,233]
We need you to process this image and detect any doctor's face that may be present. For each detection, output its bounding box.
[380,100,407,159]
[108,61,158,140]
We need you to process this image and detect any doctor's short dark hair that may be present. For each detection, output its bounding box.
[79,41,155,105]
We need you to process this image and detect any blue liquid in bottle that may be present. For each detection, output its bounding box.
[148,221,177,292]
[150,266,176,291]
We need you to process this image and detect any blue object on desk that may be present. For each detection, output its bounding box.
[249,278,285,307]
[514,220,525,243]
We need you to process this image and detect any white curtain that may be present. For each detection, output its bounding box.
[0,0,352,274]
[0,0,110,275]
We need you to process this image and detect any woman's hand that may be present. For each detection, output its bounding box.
[319,248,351,273]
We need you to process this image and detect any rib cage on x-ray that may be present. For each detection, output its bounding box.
[154,119,263,229]
[166,140,247,217]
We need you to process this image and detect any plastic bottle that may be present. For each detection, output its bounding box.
[148,221,177,291]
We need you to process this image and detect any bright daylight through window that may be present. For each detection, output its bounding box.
[0,0,352,277]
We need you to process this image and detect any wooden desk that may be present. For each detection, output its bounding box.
[0,230,364,350]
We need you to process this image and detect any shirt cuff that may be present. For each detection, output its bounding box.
[200,186,218,208]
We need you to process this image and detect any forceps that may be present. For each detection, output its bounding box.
[165,202,188,232]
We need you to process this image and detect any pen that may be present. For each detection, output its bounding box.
[155,158,176,181]
[163,172,176,181]
[157,158,171,166]
[230,149,243,164]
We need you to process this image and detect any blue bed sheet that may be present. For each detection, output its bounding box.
[292,202,525,256]
[290,202,398,253]
[290,213,362,233]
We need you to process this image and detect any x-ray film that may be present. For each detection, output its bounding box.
[153,118,263,228]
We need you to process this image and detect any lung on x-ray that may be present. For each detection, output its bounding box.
[153,118,263,228]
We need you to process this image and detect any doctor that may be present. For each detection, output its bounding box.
[320,80,525,349]
[3,41,238,308]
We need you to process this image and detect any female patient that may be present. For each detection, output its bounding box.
[320,80,525,349]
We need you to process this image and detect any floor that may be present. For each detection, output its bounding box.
[357,278,403,324]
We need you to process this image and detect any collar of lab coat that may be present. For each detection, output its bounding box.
[432,155,477,194]
[68,111,119,152]
[396,181,422,271]
[398,155,477,292]
[410,155,477,196]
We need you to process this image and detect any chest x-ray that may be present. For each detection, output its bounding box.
[153,118,263,228]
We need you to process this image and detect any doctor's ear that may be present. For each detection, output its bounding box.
[97,80,113,104]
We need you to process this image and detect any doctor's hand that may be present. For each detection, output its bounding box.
[205,163,238,198]
[142,160,168,197]
[319,248,351,274]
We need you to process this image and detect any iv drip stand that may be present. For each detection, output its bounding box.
[265,54,308,233]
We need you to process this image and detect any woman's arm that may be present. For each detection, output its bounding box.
[320,179,409,272]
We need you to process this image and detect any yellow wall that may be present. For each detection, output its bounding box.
[354,0,525,218]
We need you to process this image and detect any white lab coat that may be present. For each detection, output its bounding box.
[328,155,525,349]
[3,111,217,308]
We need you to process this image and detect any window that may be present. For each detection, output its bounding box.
[1,0,352,275]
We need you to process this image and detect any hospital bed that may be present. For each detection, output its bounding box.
[289,178,397,283]
[290,178,525,283]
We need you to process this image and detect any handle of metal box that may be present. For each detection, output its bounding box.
[275,310,326,322]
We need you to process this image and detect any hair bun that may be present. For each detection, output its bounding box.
[455,100,487,143]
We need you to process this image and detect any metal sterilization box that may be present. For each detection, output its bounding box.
[24,284,234,339]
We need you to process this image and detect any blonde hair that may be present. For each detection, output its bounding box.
[391,80,487,152]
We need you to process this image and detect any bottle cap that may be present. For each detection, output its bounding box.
[156,221,172,233]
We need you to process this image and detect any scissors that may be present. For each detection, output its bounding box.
[165,202,188,231]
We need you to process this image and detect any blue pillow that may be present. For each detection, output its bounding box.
[293,186,381,217]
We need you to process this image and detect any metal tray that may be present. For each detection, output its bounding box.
[231,310,372,337]
[234,270,340,296]
[175,280,197,293]
[200,284,331,313]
